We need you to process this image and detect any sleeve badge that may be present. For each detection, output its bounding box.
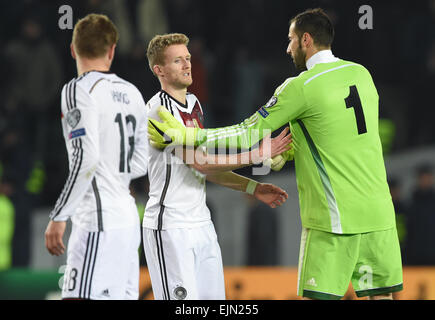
[66,109,81,128]
[264,96,278,108]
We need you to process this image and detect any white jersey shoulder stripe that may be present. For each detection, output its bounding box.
[303,64,358,86]
[276,77,296,96]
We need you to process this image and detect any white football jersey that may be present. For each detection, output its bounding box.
[50,71,148,232]
[143,91,211,230]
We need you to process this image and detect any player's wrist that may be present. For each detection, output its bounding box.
[185,127,199,147]
[194,128,208,147]
[251,146,268,165]
[245,180,258,195]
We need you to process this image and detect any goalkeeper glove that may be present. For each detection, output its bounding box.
[263,144,294,171]
[148,106,198,149]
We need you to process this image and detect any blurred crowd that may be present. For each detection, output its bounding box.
[1,0,435,269]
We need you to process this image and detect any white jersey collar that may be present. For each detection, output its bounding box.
[306,50,339,70]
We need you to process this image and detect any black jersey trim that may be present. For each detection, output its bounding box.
[157,152,172,231]
[161,90,188,109]
[92,178,104,232]
[51,77,84,220]
[73,79,77,109]
[50,138,83,219]
[160,91,174,115]
[88,70,114,75]
[156,94,173,231]
[66,79,74,111]
[89,78,107,94]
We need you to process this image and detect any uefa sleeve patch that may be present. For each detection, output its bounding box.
[258,107,269,118]
[264,96,278,108]
[69,128,86,140]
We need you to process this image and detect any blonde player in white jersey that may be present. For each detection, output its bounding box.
[44,14,148,300]
[144,33,291,300]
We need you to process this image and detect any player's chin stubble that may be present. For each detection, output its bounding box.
[292,46,307,72]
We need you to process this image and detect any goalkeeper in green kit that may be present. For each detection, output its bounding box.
[148,8,403,300]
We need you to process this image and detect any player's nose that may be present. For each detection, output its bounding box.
[286,43,292,55]
[183,59,191,69]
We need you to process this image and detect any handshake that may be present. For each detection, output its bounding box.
[148,106,294,171]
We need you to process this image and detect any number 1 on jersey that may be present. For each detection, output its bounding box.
[345,85,367,135]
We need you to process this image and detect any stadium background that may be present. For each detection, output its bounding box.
[1,0,435,299]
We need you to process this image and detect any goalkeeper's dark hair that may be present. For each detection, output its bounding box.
[146,33,190,76]
[290,8,334,48]
[72,14,118,59]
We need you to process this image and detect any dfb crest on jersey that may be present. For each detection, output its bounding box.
[66,109,81,128]
[174,286,187,300]
[264,96,278,108]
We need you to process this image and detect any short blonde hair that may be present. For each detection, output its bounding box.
[72,13,119,59]
[146,33,190,75]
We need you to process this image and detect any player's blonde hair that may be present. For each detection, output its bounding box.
[72,13,119,59]
[146,33,190,76]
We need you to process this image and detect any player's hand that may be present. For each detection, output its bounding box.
[263,140,295,171]
[253,183,288,208]
[148,106,198,149]
[270,127,292,158]
[254,127,292,164]
[45,220,67,256]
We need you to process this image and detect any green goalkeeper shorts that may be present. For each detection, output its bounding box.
[297,227,403,300]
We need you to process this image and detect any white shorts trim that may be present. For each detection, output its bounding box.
[143,224,225,300]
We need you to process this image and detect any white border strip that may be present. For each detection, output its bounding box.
[304,64,357,86]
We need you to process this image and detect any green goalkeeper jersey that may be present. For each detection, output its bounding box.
[196,51,395,234]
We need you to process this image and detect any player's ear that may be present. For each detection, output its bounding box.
[302,32,313,49]
[108,44,116,61]
[153,65,163,77]
[70,43,76,60]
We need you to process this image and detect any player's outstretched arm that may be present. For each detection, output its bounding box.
[148,105,290,150]
[148,78,304,151]
[206,171,288,208]
[171,127,292,175]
